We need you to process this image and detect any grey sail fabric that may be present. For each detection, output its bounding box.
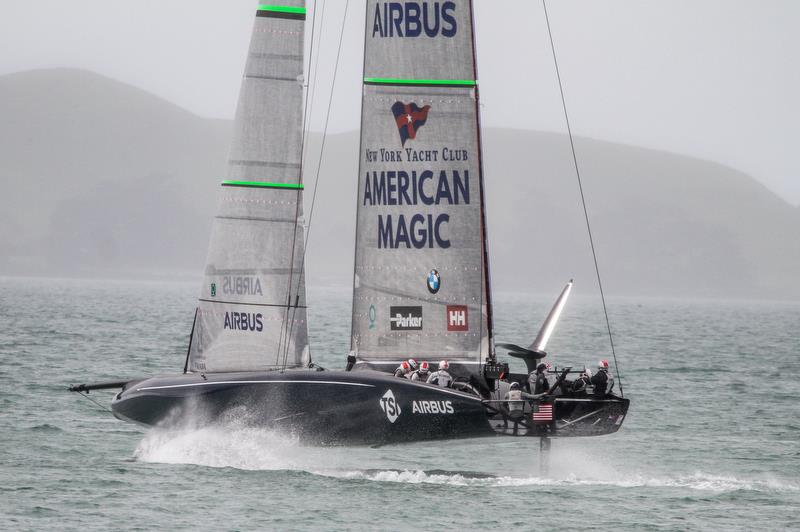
[351,1,492,364]
[188,2,309,373]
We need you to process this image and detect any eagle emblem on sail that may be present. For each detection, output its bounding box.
[391,102,431,146]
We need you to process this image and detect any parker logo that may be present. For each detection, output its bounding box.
[446,305,468,331]
[390,306,423,331]
[380,389,402,423]
[412,400,454,414]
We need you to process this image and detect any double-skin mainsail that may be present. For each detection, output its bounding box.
[351,1,494,371]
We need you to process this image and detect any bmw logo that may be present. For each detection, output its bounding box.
[427,269,440,294]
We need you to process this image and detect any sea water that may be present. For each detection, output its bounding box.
[1,277,798,530]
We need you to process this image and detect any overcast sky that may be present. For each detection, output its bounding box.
[2,0,798,205]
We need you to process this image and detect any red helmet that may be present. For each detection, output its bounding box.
[401,361,410,371]
[439,360,450,370]
[598,359,609,370]
[419,361,430,373]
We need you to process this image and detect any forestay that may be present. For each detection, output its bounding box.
[188,2,309,373]
[351,0,493,364]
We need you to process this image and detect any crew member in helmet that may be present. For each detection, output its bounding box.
[426,360,453,387]
[570,368,591,396]
[410,361,430,382]
[503,382,537,434]
[526,363,550,394]
[590,359,611,397]
[394,360,411,378]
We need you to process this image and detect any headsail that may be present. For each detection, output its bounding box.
[351,0,493,365]
[188,2,309,373]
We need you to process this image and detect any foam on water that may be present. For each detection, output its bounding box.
[309,469,798,493]
[133,427,799,494]
[134,427,306,470]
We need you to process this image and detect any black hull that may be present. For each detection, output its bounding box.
[111,369,628,445]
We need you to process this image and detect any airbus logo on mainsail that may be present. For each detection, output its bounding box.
[372,2,457,38]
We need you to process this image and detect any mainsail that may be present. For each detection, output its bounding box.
[351,0,493,365]
[188,2,309,373]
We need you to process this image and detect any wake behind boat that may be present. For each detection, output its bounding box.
[70,0,629,445]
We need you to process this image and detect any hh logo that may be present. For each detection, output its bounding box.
[380,389,402,423]
[446,305,468,332]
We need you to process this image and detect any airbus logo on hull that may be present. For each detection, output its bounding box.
[412,400,454,414]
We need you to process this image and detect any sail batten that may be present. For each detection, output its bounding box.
[351,0,492,364]
[364,78,477,87]
[187,0,309,374]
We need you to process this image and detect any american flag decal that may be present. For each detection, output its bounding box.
[532,403,554,423]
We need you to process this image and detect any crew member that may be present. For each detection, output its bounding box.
[527,363,550,394]
[410,361,430,382]
[590,360,611,397]
[503,382,537,434]
[394,360,411,378]
[427,360,453,387]
[570,370,590,396]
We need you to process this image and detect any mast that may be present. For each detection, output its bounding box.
[467,0,495,361]
[186,2,310,373]
[350,0,494,367]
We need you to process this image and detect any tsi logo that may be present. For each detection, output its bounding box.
[380,389,402,423]
[412,400,454,414]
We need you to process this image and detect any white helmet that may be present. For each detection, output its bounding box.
[598,359,609,370]
[419,361,430,373]
[439,360,450,371]
[408,358,418,371]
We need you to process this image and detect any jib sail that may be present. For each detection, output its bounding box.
[351,0,493,365]
[187,2,309,373]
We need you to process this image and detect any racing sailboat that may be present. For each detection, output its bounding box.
[70,0,629,445]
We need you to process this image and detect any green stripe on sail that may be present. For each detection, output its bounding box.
[257,5,307,15]
[364,77,476,87]
[222,180,304,190]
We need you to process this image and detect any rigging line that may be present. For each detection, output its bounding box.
[299,0,320,157]
[278,0,320,371]
[301,0,329,169]
[542,0,623,397]
[303,0,349,253]
[282,0,351,371]
[77,391,114,414]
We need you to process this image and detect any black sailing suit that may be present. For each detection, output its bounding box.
[590,369,609,397]
[528,371,549,394]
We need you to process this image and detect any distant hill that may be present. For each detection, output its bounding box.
[2,69,798,300]
[0,69,230,277]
